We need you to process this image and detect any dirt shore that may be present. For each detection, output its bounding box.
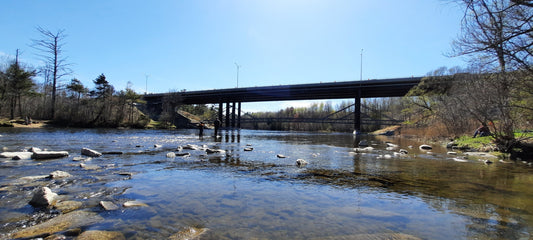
[1,119,51,129]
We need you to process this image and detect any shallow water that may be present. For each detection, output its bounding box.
[1,128,533,239]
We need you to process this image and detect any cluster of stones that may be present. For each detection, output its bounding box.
[1,145,210,239]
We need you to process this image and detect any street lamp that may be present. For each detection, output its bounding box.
[234,62,241,88]
[360,49,363,81]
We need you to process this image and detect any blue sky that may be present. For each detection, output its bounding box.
[1,0,466,112]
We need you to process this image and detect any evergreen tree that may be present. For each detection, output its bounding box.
[4,62,36,119]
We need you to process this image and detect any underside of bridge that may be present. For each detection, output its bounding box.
[142,77,422,131]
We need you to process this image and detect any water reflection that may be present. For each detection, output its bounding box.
[0,128,532,239]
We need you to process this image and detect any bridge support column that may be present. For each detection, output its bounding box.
[218,102,223,123]
[225,102,230,128]
[237,102,241,129]
[354,93,361,133]
[231,102,236,128]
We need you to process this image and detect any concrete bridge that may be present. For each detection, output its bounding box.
[142,77,422,131]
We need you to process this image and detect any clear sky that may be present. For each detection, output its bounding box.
[1,0,466,112]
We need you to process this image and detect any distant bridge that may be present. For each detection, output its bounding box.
[142,77,422,131]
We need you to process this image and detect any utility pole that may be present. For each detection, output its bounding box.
[234,62,241,88]
[15,49,20,65]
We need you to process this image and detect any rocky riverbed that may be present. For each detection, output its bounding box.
[1,128,532,239]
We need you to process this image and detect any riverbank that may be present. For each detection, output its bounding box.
[0,118,52,128]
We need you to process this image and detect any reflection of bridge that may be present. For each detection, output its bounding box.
[142,77,422,131]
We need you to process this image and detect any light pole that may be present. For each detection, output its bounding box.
[234,62,241,88]
[145,74,149,94]
[360,49,363,81]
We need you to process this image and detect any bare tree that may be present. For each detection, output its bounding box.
[450,0,533,72]
[31,27,72,119]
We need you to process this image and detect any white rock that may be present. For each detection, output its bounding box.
[296,159,308,166]
[12,152,34,160]
[447,151,458,155]
[205,148,225,154]
[100,201,119,211]
[81,148,102,157]
[28,147,42,153]
[244,147,253,151]
[29,187,58,207]
[49,170,71,179]
[166,152,176,158]
[386,143,399,148]
[453,157,468,162]
[154,144,162,148]
[182,144,198,150]
[399,149,409,154]
[276,154,287,158]
[123,200,148,207]
[1,152,31,159]
[419,144,432,150]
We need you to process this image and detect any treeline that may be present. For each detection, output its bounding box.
[242,99,407,132]
[0,60,149,128]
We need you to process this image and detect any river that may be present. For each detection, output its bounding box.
[0,128,532,239]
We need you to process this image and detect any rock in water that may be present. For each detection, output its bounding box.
[77,230,126,240]
[123,200,148,208]
[54,200,83,213]
[169,227,208,240]
[32,151,69,160]
[49,170,71,179]
[100,201,119,211]
[166,152,176,158]
[10,210,103,239]
[29,187,58,207]
[0,151,33,160]
[244,147,253,151]
[419,144,432,150]
[296,159,308,166]
[277,154,287,158]
[81,148,102,157]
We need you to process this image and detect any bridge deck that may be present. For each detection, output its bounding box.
[143,77,422,104]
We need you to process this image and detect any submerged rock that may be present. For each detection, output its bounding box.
[176,152,191,157]
[10,210,103,239]
[168,226,208,240]
[29,187,59,207]
[81,148,102,157]
[123,200,148,208]
[80,163,100,170]
[77,230,126,240]
[54,200,83,213]
[100,201,119,211]
[32,151,69,160]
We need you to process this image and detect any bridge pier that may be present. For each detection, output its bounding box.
[225,102,230,128]
[354,90,361,133]
[220,101,242,129]
[231,102,236,128]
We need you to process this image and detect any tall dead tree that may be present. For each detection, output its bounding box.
[31,27,71,119]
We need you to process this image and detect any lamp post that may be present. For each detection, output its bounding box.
[360,49,363,81]
[145,74,149,94]
[234,62,241,88]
